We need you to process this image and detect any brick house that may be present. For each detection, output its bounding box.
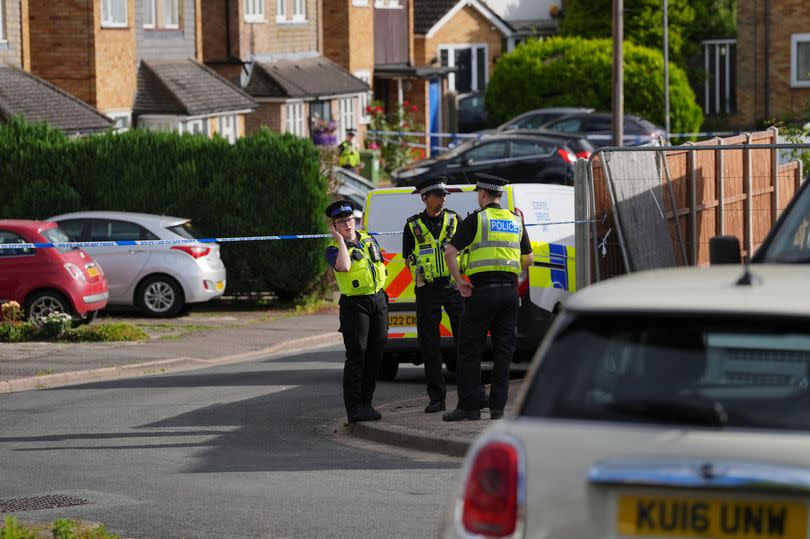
[24,0,256,139]
[734,0,810,128]
[201,0,370,144]
[482,0,560,49]
[0,1,111,134]
[410,0,512,148]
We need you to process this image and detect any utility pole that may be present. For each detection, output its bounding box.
[664,0,670,143]
[612,0,624,146]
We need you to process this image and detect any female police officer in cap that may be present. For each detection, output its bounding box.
[325,199,388,423]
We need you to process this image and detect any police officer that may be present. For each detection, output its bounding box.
[441,174,534,421]
[338,128,361,173]
[325,199,388,423]
[403,178,463,413]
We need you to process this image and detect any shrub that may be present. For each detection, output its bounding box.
[366,100,423,175]
[485,37,704,137]
[34,312,73,340]
[0,321,37,343]
[0,119,328,299]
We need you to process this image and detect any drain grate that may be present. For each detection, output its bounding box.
[0,494,91,512]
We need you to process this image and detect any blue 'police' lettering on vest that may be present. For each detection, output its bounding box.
[489,219,520,234]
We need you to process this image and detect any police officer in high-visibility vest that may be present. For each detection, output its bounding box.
[337,128,361,173]
[442,174,533,421]
[403,178,464,414]
[325,199,388,424]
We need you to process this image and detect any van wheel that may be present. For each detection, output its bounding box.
[24,291,73,320]
[377,353,400,381]
[136,275,184,318]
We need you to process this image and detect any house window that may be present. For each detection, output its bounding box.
[791,34,810,88]
[102,0,128,27]
[338,97,356,136]
[106,111,131,132]
[139,118,179,132]
[374,0,401,7]
[183,119,207,135]
[276,0,287,21]
[354,71,372,123]
[352,0,369,5]
[144,0,179,29]
[292,0,306,20]
[218,115,238,143]
[439,45,488,93]
[245,0,265,22]
[286,102,305,136]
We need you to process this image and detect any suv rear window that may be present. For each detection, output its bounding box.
[521,314,810,431]
[167,222,203,240]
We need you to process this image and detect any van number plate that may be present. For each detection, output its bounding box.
[388,313,416,327]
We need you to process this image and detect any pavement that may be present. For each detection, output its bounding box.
[0,305,520,458]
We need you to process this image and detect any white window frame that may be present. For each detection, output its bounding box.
[352,0,369,5]
[0,0,6,42]
[102,0,128,28]
[245,0,266,22]
[106,111,132,132]
[218,115,238,144]
[791,34,810,88]
[338,97,356,136]
[374,0,401,8]
[183,119,207,136]
[292,0,306,21]
[143,0,155,28]
[164,0,179,28]
[286,102,306,136]
[439,44,488,93]
[139,117,180,133]
[354,71,372,124]
[276,0,287,21]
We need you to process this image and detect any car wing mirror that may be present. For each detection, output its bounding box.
[462,158,473,167]
[709,236,742,265]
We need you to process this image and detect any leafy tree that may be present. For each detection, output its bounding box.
[560,0,695,64]
[486,36,703,136]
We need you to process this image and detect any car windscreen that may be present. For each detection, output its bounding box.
[521,314,810,431]
[756,185,810,263]
[41,226,76,254]
[434,139,478,161]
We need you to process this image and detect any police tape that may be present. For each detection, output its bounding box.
[0,216,606,250]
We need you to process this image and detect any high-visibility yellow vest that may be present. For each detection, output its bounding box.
[466,207,523,276]
[338,141,360,167]
[406,210,457,283]
[329,230,387,296]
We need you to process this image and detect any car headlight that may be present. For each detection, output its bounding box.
[396,167,429,179]
[64,263,87,282]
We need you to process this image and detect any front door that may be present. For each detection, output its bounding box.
[429,78,442,155]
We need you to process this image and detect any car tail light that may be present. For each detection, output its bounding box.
[575,151,592,160]
[517,268,529,299]
[461,440,522,537]
[64,263,87,282]
[171,245,211,259]
[557,147,577,164]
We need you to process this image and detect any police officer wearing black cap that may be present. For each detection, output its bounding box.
[325,199,388,423]
[403,178,463,413]
[441,174,533,421]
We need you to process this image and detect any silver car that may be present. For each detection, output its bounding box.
[48,211,226,317]
[440,264,810,538]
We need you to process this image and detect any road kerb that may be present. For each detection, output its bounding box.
[0,331,342,394]
[349,421,471,457]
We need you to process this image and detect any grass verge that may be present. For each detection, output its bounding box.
[0,516,122,538]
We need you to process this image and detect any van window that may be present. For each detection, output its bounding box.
[510,184,574,245]
[365,191,479,253]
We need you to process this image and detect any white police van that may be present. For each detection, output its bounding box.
[363,183,575,380]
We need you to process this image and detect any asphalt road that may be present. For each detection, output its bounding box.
[0,346,460,539]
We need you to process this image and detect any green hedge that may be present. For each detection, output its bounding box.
[0,119,328,298]
[486,36,703,137]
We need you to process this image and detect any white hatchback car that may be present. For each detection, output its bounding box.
[49,211,226,317]
[441,264,810,539]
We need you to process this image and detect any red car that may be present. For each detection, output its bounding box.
[0,220,108,321]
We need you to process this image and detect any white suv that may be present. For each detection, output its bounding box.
[49,211,226,317]
[441,264,810,538]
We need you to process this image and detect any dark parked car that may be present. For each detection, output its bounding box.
[540,112,666,147]
[497,107,594,132]
[392,131,593,187]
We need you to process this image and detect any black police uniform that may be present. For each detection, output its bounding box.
[324,200,388,423]
[443,177,532,421]
[403,182,464,412]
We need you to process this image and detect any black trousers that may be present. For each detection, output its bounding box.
[456,284,519,412]
[339,290,388,416]
[415,283,464,403]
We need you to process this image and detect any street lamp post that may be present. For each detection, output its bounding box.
[664,0,670,143]
[613,0,624,146]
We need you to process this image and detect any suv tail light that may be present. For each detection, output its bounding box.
[461,439,523,537]
[171,245,211,259]
[557,147,577,164]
